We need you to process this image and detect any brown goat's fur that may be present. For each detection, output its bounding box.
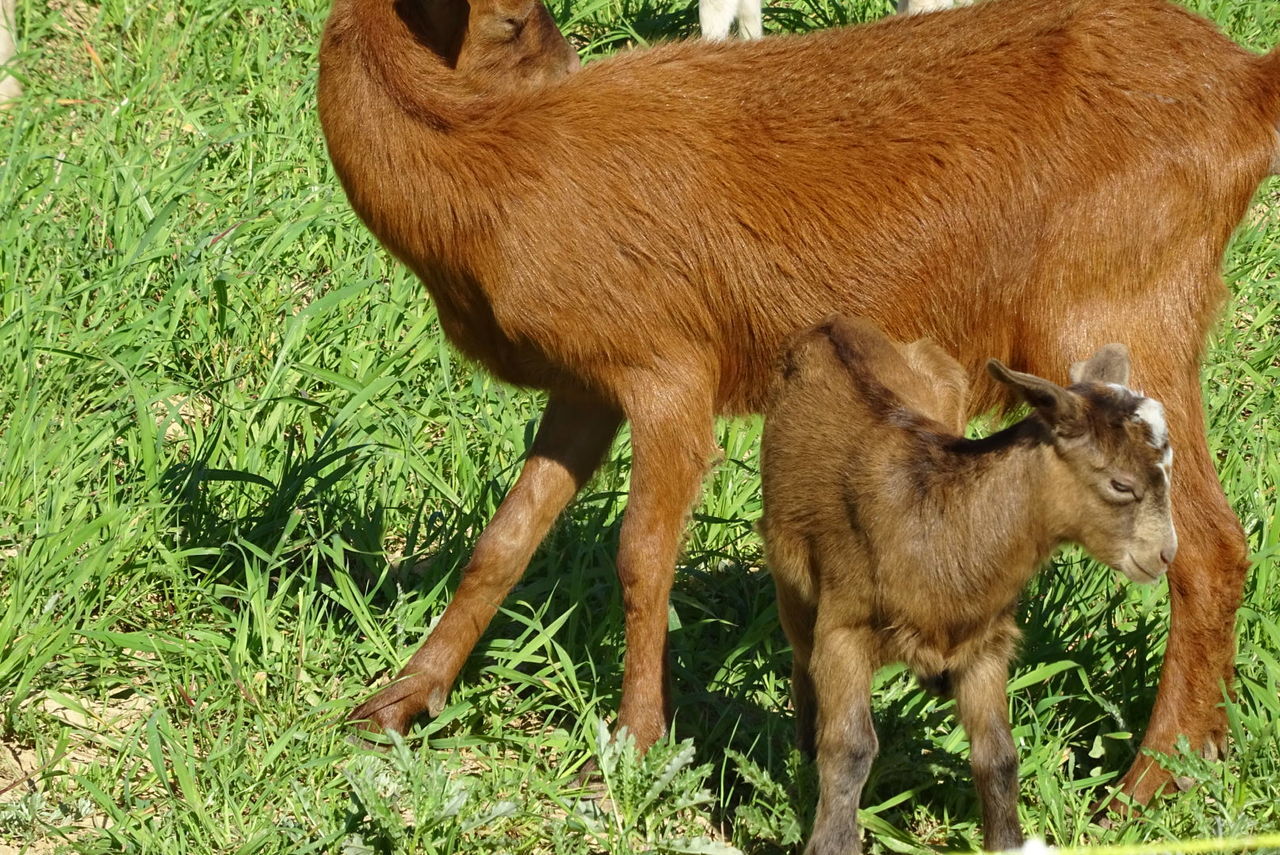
[761,317,1176,852]
[318,0,1280,802]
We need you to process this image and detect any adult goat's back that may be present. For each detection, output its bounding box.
[318,0,1280,802]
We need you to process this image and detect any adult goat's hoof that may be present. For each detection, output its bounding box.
[348,673,448,737]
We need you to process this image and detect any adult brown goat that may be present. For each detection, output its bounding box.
[318,0,1280,804]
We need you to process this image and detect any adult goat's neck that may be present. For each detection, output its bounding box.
[319,0,547,308]
[321,0,480,130]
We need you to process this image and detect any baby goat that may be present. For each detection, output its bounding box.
[761,316,1176,854]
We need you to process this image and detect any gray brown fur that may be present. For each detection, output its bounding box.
[761,316,1176,853]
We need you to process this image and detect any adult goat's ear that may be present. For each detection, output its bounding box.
[1069,342,1131,386]
[987,358,1084,436]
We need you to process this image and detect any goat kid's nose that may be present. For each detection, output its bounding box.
[1160,544,1177,566]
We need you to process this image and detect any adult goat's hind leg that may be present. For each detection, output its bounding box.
[1113,363,1249,805]
[735,0,763,40]
[351,394,621,735]
[613,374,717,752]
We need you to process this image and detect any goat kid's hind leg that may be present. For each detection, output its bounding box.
[1113,366,1249,805]
[954,653,1023,851]
[779,584,817,758]
[612,377,717,752]
[766,531,818,756]
[807,622,876,855]
[350,395,621,735]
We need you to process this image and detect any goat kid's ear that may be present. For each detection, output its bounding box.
[1069,342,1131,386]
[987,358,1084,435]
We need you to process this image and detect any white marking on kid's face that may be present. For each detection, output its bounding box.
[1134,397,1168,449]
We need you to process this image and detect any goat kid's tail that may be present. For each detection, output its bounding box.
[789,315,916,423]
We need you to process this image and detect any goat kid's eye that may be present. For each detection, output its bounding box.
[1109,479,1134,495]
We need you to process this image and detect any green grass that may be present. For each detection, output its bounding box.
[1,0,1279,852]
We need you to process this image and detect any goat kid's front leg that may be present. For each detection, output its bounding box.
[612,377,717,752]
[350,394,621,735]
[954,653,1023,851]
[807,623,877,855]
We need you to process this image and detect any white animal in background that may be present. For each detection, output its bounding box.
[899,0,969,12]
[700,0,763,40]
[1,0,20,103]
[699,0,966,42]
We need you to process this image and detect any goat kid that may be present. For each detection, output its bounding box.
[0,0,19,104]
[761,317,1176,853]
[318,0,1280,803]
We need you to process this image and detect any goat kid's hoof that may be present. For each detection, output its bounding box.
[1092,790,1141,827]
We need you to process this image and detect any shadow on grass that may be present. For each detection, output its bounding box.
[157,421,1166,851]
[157,419,417,602]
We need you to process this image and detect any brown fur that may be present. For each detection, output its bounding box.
[318,0,1279,801]
[761,317,1176,852]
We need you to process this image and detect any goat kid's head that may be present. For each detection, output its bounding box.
[987,344,1177,584]
[454,0,580,86]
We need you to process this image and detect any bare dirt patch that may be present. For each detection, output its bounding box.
[0,690,155,849]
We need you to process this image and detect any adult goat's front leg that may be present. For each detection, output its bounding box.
[613,379,717,752]
[351,394,621,735]
[1113,365,1248,805]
